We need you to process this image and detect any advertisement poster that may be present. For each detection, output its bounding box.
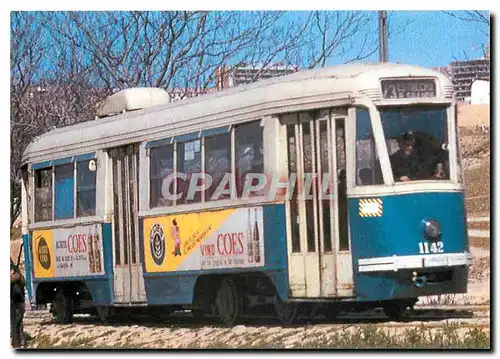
[32,223,104,278]
[143,207,265,273]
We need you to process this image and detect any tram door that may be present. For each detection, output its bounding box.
[285,109,354,298]
[110,145,146,303]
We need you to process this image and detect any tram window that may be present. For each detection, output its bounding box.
[205,133,231,201]
[336,120,350,251]
[380,107,450,182]
[177,139,202,204]
[355,108,383,186]
[150,145,174,208]
[34,168,53,222]
[54,163,75,219]
[235,121,264,198]
[319,121,332,253]
[76,160,97,216]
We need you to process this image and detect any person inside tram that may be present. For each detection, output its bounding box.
[358,168,373,185]
[390,131,447,182]
[390,132,420,182]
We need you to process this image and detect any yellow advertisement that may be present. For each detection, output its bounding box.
[32,224,104,278]
[32,229,55,278]
[143,207,265,273]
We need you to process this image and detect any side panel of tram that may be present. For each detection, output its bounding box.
[140,204,289,305]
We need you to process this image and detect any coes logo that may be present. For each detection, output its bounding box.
[150,223,166,266]
[37,236,51,270]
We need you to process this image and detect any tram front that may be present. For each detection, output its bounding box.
[349,76,471,315]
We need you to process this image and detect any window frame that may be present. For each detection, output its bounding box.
[146,120,265,210]
[31,153,98,223]
[379,105,454,184]
[34,167,53,222]
[354,107,385,187]
[204,132,232,202]
[149,143,175,208]
[76,159,98,217]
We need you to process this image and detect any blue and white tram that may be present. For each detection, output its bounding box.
[21,63,471,326]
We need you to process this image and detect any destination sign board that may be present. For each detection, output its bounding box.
[381,79,436,99]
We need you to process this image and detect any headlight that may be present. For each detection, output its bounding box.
[422,219,441,240]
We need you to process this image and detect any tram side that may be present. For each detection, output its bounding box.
[21,118,301,325]
[21,63,473,326]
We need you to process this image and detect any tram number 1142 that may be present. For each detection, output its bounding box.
[418,241,444,254]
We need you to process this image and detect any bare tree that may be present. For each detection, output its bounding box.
[10,12,46,228]
[42,11,381,93]
[294,11,378,68]
[443,10,489,33]
[11,10,383,229]
[10,12,111,229]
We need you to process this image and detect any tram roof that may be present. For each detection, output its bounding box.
[22,63,451,164]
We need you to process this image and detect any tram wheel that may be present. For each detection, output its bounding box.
[215,278,240,327]
[382,301,408,321]
[52,288,74,324]
[274,296,298,325]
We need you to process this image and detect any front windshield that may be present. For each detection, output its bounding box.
[380,106,449,182]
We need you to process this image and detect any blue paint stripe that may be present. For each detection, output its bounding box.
[32,160,52,170]
[146,137,173,149]
[143,265,283,278]
[32,153,96,169]
[75,153,96,162]
[102,223,113,277]
[22,234,33,301]
[32,275,110,282]
[52,156,75,166]
[201,126,231,138]
[174,131,201,143]
[263,204,289,300]
[101,223,114,303]
[146,127,228,150]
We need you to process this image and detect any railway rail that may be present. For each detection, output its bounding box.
[20,305,490,349]
[24,304,490,326]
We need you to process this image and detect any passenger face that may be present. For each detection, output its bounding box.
[401,140,414,156]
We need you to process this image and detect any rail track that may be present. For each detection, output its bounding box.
[23,304,490,327]
[20,305,490,349]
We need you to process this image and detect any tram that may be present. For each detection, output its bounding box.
[20,63,472,326]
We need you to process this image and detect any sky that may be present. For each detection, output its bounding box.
[321,10,489,68]
[378,11,489,68]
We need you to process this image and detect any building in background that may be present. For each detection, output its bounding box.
[168,63,300,102]
[449,57,490,102]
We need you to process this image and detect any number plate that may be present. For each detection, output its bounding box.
[418,241,444,254]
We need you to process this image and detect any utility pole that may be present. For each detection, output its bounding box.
[379,10,388,62]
